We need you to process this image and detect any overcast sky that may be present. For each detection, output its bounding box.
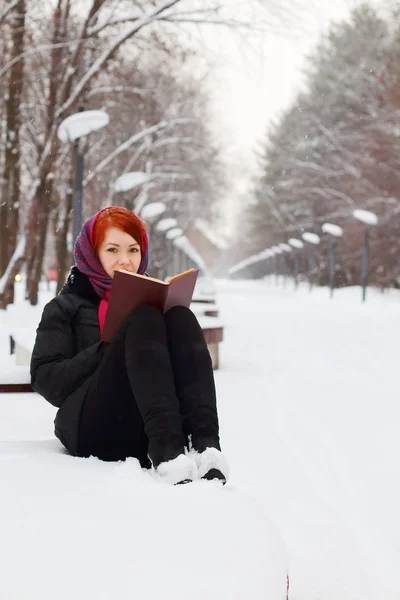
[188,0,386,233]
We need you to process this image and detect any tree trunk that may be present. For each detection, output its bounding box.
[54,188,73,295]
[25,175,55,305]
[0,257,25,309]
[0,0,26,306]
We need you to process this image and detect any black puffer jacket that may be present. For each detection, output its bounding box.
[30,266,106,454]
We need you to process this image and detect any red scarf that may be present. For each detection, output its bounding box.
[98,290,110,336]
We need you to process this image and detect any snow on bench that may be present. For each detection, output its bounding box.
[11,328,37,367]
[0,352,31,393]
[191,302,219,318]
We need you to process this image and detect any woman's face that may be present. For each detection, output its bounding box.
[97,227,142,278]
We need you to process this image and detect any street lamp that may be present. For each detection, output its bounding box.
[153,218,179,279]
[166,229,184,273]
[140,202,166,275]
[114,171,148,210]
[156,218,178,233]
[301,232,321,291]
[353,209,378,302]
[114,171,148,192]
[140,202,166,222]
[166,227,183,240]
[322,223,344,298]
[57,109,109,241]
[288,238,304,289]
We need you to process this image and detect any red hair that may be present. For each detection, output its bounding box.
[92,207,147,257]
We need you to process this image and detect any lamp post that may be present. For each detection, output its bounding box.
[321,223,344,298]
[57,109,109,241]
[279,243,292,287]
[262,248,274,283]
[257,249,273,280]
[270,246,283,285]
[155,218,179,279]
[288,238,304,289]
[301,232,321,291]
[140,202,166,275]
[264,249,275,280]
[166,228,184,274]
[353,209,378,302]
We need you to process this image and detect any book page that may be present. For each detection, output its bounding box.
[117,269,167,285]
[164,269,199,313]
[167,268,196,284]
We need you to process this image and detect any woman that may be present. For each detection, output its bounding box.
[30,206,229,485]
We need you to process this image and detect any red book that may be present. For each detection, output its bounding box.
[101,268,199,342]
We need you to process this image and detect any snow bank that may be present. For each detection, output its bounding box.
[0,395,288,600]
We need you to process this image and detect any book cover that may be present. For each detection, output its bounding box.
[101,268,199,342]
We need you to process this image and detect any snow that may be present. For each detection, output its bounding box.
[166,227,183,240]
[173,236,207,270]
[114,170,148,192]
[156,217,178,232]
[1,277,400,599]
[302,232,321,245]
[194,218,229,250]
[259,249,273,259]
[322,223,344,237]
[140,201,166,221]
[57,110,109,143]
[353,209,378,226]
[191,301,219,314]
[0,355,30,384]
[288,238,304,249]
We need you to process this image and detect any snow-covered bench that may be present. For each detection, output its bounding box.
[0,329,34,392]
[2,314,223,393]
[191,301,220,318]
[191,283,223,367]
[12,329,36,367]
[0,341,32,393]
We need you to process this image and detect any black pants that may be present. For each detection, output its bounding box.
[78,305,221,466]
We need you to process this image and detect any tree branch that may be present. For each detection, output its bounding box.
[0,0,21,25]
[83,118,189,186]
[56,0,182,118]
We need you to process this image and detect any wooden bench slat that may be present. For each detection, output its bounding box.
[0,383,33,393]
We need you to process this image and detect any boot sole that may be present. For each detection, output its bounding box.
[201,468,226,484]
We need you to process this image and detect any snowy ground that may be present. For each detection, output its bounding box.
[1,278,399,599]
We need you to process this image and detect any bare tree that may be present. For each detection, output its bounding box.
[0,0,26,308]
[0,0,318,305]
[240,5,400,287]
